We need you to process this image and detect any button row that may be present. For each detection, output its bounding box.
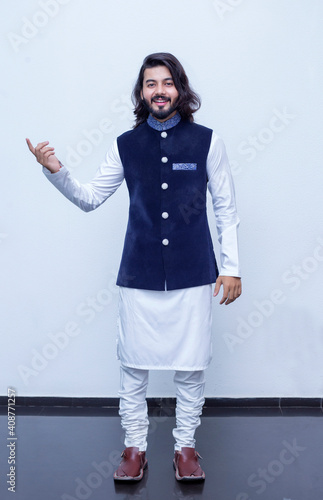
[161,130,169,244]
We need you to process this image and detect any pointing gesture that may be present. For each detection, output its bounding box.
[26,138,61,173]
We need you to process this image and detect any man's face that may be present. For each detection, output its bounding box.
[141,65,179,122]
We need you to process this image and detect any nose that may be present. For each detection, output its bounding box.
[154,82,165,95]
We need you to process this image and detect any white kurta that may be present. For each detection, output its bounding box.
[117,284,213,370]
[43,129,240,370]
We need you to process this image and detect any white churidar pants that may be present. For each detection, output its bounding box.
[118,364,205,452]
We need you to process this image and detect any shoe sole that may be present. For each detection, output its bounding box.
[113,460,148,481]
[173,459,205,482]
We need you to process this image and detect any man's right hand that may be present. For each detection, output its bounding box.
[26,138,61,173]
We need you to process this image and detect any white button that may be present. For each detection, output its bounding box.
[162,212,169,219]
[161,157,168,163]
[161,131,167,138]
[162,239,169,246]
[161,183,168,190]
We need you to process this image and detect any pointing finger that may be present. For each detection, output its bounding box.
[26,138,36,155]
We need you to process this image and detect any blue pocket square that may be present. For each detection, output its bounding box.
[172,163,197,171]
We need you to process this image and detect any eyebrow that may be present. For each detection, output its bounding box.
[145,77,174,83]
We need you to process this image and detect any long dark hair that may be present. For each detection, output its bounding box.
[132,52,201,128]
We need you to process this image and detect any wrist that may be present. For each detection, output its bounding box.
[45,160,62,174]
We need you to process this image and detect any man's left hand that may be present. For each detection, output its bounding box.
[213,276,241,305]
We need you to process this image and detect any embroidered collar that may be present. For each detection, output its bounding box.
[147,113,181,131]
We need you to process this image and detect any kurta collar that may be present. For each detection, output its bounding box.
[147,112,181,131]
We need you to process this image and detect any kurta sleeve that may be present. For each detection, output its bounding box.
[42,139,124,212]
[207,132,241,277]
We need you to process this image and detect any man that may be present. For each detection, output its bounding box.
[26,52,241,482]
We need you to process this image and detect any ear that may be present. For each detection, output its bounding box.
[140,89,143,100]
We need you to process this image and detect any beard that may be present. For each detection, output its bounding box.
[142,96,178,120]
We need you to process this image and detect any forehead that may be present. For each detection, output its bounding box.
[143,65,173,82]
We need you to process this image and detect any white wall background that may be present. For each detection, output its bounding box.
[1,0,323,398]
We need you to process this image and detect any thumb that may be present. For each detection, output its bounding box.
[213,276,223,297]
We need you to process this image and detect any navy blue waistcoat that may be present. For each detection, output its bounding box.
[116,118,219,291]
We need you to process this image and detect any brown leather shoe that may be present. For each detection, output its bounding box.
[173,447,205,481]
[113,447,147,481]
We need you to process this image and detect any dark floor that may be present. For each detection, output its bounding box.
[0,407,322,500]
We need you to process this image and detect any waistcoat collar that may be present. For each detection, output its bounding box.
[147,112,181,131]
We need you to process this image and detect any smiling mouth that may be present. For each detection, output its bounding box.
[152,97,170,106]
